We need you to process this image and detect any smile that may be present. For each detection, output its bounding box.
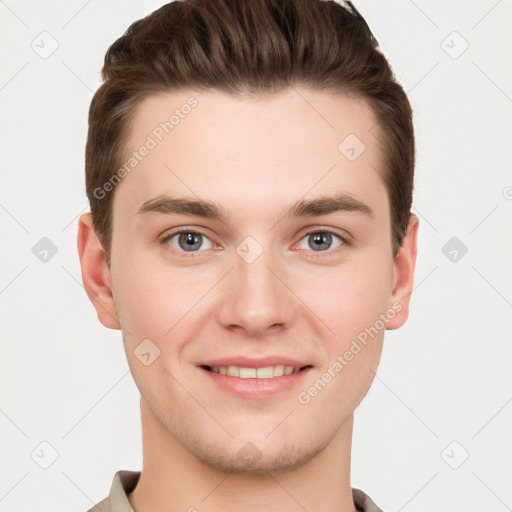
[202,364,311,379]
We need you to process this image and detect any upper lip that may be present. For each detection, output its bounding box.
[199,356,312,369]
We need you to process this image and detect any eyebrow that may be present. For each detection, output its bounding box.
[136,193,373,223]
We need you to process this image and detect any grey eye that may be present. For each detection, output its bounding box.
[298,232,344,252]
[166,232,214,252]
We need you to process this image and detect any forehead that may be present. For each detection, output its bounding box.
[113,87,387,224]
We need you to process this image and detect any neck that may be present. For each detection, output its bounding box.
[128,399,357,512]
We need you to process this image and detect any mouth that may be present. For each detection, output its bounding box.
[200,364,313,379]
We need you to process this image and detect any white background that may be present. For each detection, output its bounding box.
[1,1,511,511]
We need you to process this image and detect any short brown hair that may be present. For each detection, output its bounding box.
[85,0,414,266]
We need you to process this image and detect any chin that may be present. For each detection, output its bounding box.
[188,434,327,476]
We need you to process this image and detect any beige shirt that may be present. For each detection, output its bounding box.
[87,470,384,512]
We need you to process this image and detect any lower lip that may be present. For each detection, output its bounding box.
[199,366,313,399]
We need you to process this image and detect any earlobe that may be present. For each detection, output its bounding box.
[77,213,121,330]
[386,213,419,330]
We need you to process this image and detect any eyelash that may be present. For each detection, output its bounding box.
[160,227,350,257]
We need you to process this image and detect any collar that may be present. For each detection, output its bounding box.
[90,470,383,512]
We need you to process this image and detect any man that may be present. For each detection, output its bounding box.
[77,0,418,510]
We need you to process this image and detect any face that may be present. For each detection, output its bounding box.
[79,87,418,475]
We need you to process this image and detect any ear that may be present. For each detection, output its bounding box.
[386,213,419,330]
[77,213,120,330]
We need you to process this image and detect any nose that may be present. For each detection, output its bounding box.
[216,245,297,338]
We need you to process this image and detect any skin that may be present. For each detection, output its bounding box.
[77,87,418,512]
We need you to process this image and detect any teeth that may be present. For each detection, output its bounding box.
[273,364,284,377]
[209,364,302,379]
[256,367,273,378]
[227,365,239,377]
[240,367,256,378]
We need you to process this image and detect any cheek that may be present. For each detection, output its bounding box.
[296,255,394,342]
[295,259,390,414]
[110,252,207,344]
